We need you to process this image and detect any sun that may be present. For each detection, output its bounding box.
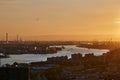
[114,18,120,36]
[115,18,120,24]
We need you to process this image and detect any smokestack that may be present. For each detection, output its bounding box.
[17,34,19,42]
[6,33,8,44]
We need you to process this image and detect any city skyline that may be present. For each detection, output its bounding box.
[0,0,120,40]
[0,33,120,41]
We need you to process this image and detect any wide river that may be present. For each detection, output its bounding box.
[1,45,109,65]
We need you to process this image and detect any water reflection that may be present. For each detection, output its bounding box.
[1,45,109,65]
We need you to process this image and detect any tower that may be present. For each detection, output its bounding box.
[6,33,8,44]
[17,34,19,42]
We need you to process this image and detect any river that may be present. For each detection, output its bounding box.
[0,45,109,65]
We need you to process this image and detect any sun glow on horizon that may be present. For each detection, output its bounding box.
[0,0,120,41]
[115,18,120,24]
[114,17,120,36]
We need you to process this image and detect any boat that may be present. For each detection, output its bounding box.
[0,53,9,58]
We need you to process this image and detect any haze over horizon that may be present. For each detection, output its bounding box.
[1,0,120,41]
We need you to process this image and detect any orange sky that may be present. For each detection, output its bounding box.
[0,0,120,41]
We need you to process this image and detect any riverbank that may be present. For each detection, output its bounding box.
[77,41,120,50]
[1,48,120,80]
[30,48,120,80]
[0,45,108,65]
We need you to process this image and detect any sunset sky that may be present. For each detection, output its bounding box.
[0,0,120,41]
